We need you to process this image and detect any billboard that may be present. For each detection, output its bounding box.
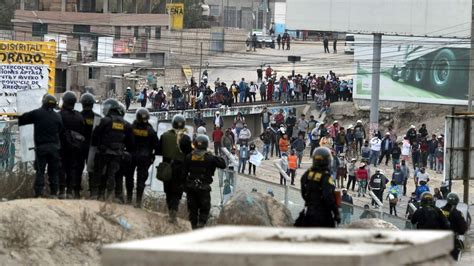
[166,3,184,30]
[0,41,56,114]
[44,34,68,62]
[353,34,469,105]
[286,0,470,38]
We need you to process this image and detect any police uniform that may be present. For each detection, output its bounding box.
[126,119,159,205]
[18,95,63,197]
[158,128,192,215]
[182,139,226,229]
[411,193,450,230]
[91,106,134,199]
[300,169,340,227]
[441,195,468,260]
[59,107,85,198]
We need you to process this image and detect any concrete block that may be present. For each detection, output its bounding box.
[102,226,454,266]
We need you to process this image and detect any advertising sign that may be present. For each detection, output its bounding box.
[166,3,184,30]
[286,0,470,38]
[353,34,469,105]
[0,41,56,114]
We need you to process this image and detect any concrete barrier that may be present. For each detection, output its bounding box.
[102,226,454,266]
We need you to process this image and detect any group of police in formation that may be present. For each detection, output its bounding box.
[19,92,225,229]
[19,92,468,256]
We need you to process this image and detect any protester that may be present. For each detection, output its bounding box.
[341,188,354,225]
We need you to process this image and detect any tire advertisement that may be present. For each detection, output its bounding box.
[353,34,469,105]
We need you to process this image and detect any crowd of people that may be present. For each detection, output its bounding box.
[122,69,353,116]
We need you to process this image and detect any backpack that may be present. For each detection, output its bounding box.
[156,161,172,182]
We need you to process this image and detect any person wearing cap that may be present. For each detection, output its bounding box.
[341,188,354,225]
[328,120,339,140]
[213,111,224,129]
[346,158,357,191]
[406,125,417,145]
[378,132,393,166]
[124,87,133,110]
[353,120,366,152]
[369,133,382,167]
[369,168,388,208]
[212,126,224,156]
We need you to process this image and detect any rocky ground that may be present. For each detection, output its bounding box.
[0,199,190,265]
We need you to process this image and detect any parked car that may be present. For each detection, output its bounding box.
[344,34,355,54]
[252,31,275,49]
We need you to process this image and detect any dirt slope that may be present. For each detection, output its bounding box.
[0,199,191,265]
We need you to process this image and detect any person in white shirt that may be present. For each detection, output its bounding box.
[369,135,381,167]
[238,123,252,145]
[249,81,258,102]
[401,136,411,162]
[214,111,224,128]
[415,167,429,185]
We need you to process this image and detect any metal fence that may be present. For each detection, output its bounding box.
[0,119,35,199]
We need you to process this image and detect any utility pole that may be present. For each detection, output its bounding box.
[262,0,268,38]
[469,0,474,112]
[369,33,382,135]
[198,42,203,83]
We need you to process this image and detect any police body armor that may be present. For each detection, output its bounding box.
[98,115,126,156]
[186,151,215,191]
[303,170,333,207]
[161,130,186,162]
[132,123,154,158]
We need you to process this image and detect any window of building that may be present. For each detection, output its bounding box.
[209,5,220,17]
[123,0,136,13]
[137,0,151,13]
[32,23,48,37]
[114,26,121,39]
[73,25,91,37]
[108,0,119,13]
[134,26,139,38]
[224,7,237,28]
[145,26,151,39]
[89,67,100,79]
[155,27,161,39]
[24,0,39,10]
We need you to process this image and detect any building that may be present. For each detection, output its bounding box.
[206,0,287,33]
[11,0,169,96]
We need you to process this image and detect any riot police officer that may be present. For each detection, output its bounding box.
[18,94,63,198]
[298,147,340,227]
[126,108,159,207]
[158,114,193,223]
[441,193,468,260]
[78,93,97,193]
[91,99,134,201]
[411,192,450,230]
[183,134,226,229]
[59,91,85,199]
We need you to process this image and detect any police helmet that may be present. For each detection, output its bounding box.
[311,147,332,169]
[62,91,77,109]
[194,134,209,150]
[42,94,58,109]
[446,193,460,206]
[136,108,150,123]
[420,192,434,206]
[172,114,186,129]
[102,99,121,116]
[118,103,126,117]
[80,93,95,109]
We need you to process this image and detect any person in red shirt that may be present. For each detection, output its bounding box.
[212,126,224,156]
[274,109,285,126]
[420,138,429,168]
[267,80,274,102]
[265,66,273,80]
[355,163,369,197]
